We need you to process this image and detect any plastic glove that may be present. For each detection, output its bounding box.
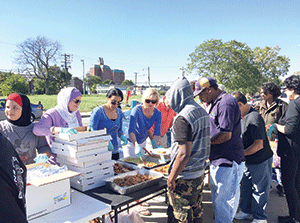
[268,123,277,138]
[120,135,128,146]
[108,141,114,151]
[60,128,78,135]
[34,154,49,164]
[87,127,94,132]
[135,144,144,158]
[151,139,158,149]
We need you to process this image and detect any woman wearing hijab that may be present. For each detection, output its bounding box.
[33,87,82,148]
[0,93,51,165]
[88,88,127,160]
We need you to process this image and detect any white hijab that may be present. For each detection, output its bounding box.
[56,87,80,128]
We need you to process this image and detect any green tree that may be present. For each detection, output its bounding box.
[15,36,63,94]
[0,73,29,96]
[187,39,261,94]
[103,79,113,84]
[122,79,134,85]
[84,75,102,93]
[33,65,72,94]
[253,45,290,85]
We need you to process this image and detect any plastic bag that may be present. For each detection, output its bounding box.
[105,210,145,223]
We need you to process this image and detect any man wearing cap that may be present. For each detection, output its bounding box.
[194,77,245,223]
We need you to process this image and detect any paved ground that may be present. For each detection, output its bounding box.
[139,181,288,223]
[81,113,289,223]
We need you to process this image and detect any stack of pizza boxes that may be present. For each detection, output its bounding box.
[53,126,114,191]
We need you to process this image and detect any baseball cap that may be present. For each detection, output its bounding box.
[193,77,217,97]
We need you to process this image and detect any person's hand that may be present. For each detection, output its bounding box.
[108,141,114,151]
[268,123,277,138]
[135,144,144,158]
[167,178,176,192]
[34,154,49,164]
[120,135,128,146]
[265,124,271,132]
[60,128,78,135]
[151,139,158,149]
[87,127,94,132]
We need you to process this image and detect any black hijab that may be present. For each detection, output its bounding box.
[6,93,32,126]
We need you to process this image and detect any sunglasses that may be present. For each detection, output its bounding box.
[111,101,122,105]
[145,99,157,104]
[73,99,81,104]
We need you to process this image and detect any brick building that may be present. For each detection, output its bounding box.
[90,57,125,84]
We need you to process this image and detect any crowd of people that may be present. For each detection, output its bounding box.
[0,74,300,223]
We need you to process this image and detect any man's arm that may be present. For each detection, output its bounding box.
[211,132,232,145]
[244,139,263,156]
[167,141,192,191]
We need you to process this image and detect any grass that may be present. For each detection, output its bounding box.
[28,94,143,112]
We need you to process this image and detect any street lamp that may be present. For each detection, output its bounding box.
[81,59,85,94]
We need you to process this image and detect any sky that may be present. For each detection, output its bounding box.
[1,0,299,85]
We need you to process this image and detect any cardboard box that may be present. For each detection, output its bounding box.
[53,128,107,141]
[57,151,112,165]
[26,163,80,220]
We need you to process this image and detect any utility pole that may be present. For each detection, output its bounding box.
[81,59,85,94]
[61,54,72,86]
[180,66,185,77]
[134,72,137,95]
[148,67,150,87]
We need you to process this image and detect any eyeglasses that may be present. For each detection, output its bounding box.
[111,101,122,105]
[145,99,157,104]
[73,99,81,104]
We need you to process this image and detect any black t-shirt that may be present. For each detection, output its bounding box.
[241,107,273,164]
[0,133,27,222]
[173,116,192,145]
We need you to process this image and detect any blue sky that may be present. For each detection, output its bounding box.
[1,0,299,85]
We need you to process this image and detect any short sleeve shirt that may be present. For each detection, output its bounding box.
[173,116,192,144]
[209,92,244,163]
[241,107,273,164]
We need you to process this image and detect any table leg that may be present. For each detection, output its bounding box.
[114,209,118,223]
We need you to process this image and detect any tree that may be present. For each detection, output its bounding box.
[0,73,29,96]
[33,65,72,94]
[187,39,261,94]
[103,79,114,84]
[253,45,290,85]
[122,79,134,85]
[84,75,102,93]
[15,36,63,94]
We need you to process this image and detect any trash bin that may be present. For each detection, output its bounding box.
[131,99,137,109]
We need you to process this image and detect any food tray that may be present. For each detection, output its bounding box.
[114,161,140,174]
[105,169,164,194]
[120,155,170,169]
[151,148,171,155]
[153,163,170,176]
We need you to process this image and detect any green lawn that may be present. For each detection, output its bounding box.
[28,94,143,112]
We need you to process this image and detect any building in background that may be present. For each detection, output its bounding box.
[90,57,125,85]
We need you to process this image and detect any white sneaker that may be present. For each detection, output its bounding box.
[251,219,267,223]
[235,211,254,220]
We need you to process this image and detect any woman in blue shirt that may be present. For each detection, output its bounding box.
[89,88,127,160]
[124,88,162,158]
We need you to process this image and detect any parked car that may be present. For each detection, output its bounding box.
[0,98,43,122]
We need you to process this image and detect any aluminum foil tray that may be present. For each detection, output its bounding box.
[120,155,170,169]
[113,161,141,175]
[105,169,164,195]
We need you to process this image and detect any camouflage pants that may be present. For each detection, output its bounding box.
[167,175,204,223]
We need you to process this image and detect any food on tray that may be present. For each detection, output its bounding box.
[113,163,134,173]
[156,150,167,154]
[113,172,154,187]
[144,162,157,167]
[124,157,143,164]
[154,164,170,175]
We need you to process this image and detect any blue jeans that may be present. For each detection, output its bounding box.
[239,157,272,220]
[210,161,245,223]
